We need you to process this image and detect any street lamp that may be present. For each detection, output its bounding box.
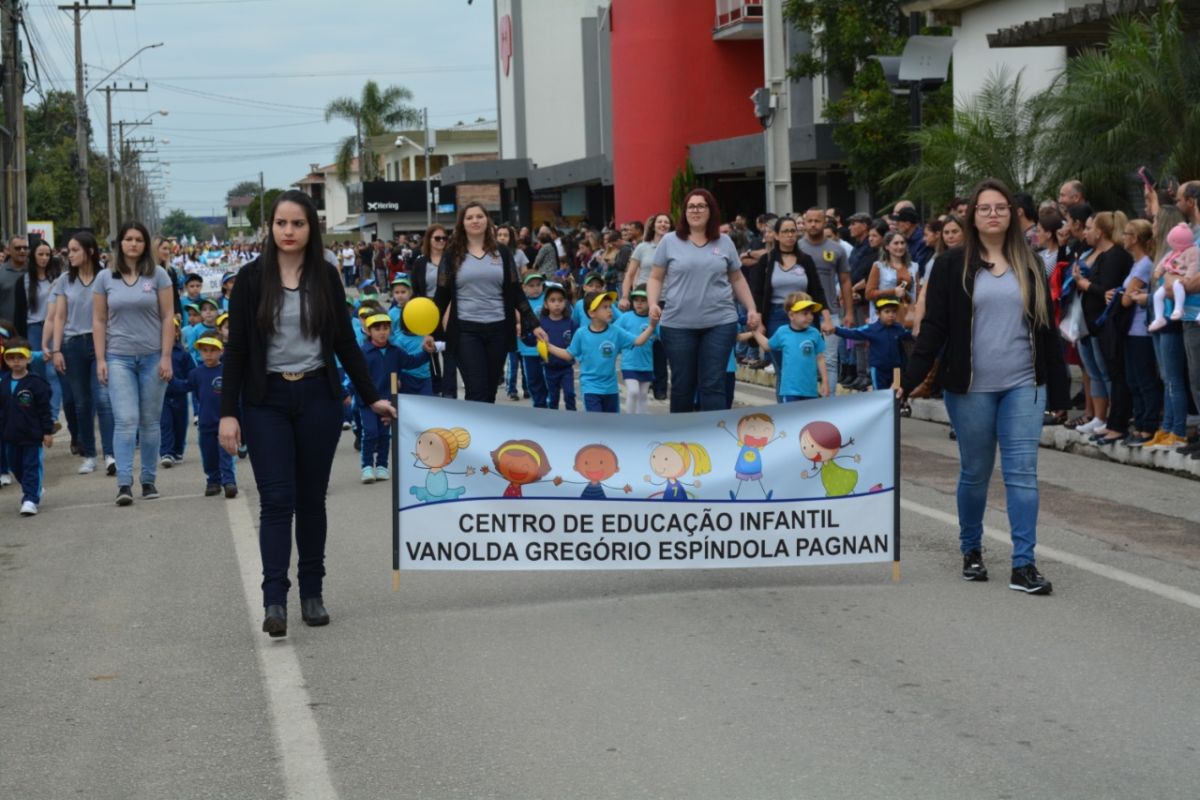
[86,42,164,99]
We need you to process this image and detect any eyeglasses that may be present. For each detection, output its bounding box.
[685,204,709,212]
[11,245,27,251]
[431,236,447,242]
[975,204,1011,217]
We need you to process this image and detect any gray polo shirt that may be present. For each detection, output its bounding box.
[455,252,506,324]
[94,267,173,357]
[651,233,740,329]
[970,268,1035,392]
[798,237,849,314]
[53,272,98,339]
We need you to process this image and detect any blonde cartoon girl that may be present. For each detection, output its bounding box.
[409,427,474,502]
[644,442,711,501]
[798,421,861,497]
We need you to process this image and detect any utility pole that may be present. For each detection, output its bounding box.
[761,0,792,215]
[102,83,147,242]
[59,0,137,230]
[423,107,432,227]
[258,171,264,240]
[1,0,27,239]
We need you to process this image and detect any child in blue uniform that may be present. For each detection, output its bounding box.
[752,292,828,402]
[1,338,53,516]
[358,313,431,483]
[159,319,194,467]
[537,283,578,410]
[835,298,912,390]
[387,277,439,396]
[545,291,653,413]
[188,337,237,498]
[516,273,548,407]
[184,298,219,362]
[614,284,657,414]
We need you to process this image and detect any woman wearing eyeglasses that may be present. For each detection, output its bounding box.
[647,188,760,413]
[900,179,1069,596]
[412,224,454,397]
[433,203,545,404]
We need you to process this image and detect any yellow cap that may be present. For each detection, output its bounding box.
[195,337,224,351]
[790,299,823,313]
[357,305,374,317]
[365,313,392,329]
[3,347,31,359]
[215,312,228,327]
[875,297,901,309]
[587,290,618,313]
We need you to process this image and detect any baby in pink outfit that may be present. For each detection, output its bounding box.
[1148,222,1198,332]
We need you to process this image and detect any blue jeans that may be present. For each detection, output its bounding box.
[107,353,169,486]
[243,375,343,607]
[659,322,737,412]
[63,334,114,459]
[160,394,189,458]
[27,322,63,422]
[1077,335,1110,399]
[766,305,788,399]
[1152,329,1188,436]
[1124,335,1161,433]
[1185,323,1200,416]
[944,384,1046,568]
[824,330,841,396]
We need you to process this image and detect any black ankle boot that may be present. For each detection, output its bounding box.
[301,597,330,627]
[263,605,287,638]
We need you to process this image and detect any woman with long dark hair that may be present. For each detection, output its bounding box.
[433,202,544,403]
[92,221,176,504]
[411,224,454,396]
[26,242,69,437]
[48,231,115,475]
[648,188,760,412]
[751,215,830,398]
[219,190,395,637]
[901,179,1069,595]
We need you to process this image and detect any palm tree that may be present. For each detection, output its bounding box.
[883,68,1057,208]
[324,80,421,183]
[1040,3,1200,211]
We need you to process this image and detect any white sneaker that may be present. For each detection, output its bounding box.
[763,363,776,374]
[1078,417,1105,434]
[160,455,174,468]
[104,456,117,476]
[342,421,352,430]
[20,500,37,516]
[0,473,11,486]
[78,458,97,474]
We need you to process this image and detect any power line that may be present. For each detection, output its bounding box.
[83,65,493,81]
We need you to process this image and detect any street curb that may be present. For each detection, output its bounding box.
[907,398,1200,481]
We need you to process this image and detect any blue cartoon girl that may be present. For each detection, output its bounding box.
[409,427,474,502]
[644,442,710,501]
[798,421,861,497]
[718,413,785,500]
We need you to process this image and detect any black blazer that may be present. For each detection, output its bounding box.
[220,258,379,417]
[901,246,1070,410]
[409,254,439,299]
[751,248,829,314]
[433,245,539,355]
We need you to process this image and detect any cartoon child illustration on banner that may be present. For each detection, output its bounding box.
[409,427,474,503]
[718,413,785,500]
[644,442,710,501]
[479,439,557,497]
[798,421,861,497]
[556,443,632,498]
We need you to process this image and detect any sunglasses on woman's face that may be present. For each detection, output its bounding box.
[431,236,446,242]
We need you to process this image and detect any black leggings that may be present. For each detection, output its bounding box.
[454,319,510,403]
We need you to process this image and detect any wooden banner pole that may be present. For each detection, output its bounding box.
[892,366,902,583]
[391,372,401,591]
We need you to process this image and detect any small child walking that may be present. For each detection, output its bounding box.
[188,337,237,498]
[1,338,54,516]
[615,284,657,414]
[536,283,579,410]
[159,319,195,467]
[752,293,828,402]
[359,313,432,483]
[834,298,913,390]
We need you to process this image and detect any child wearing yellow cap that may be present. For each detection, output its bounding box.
[834,297,913,390]
[1,337,54,516]
[751,291,828,402]
[158,316,195,467]
[187,337,237,497]
[357,313,432,483]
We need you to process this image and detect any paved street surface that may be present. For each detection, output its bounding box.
[3,380,1199,800]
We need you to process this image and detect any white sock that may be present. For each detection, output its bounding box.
[1152,284,1168,323]
[625,379,641,413]
[1171,280,1186,319]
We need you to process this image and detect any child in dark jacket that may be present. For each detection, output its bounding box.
[834,298,913,390]
[187,337,236,498]
[1,337,54,516]
[159,320,195,466]
[531,283,579,410]
[358,313,430,483]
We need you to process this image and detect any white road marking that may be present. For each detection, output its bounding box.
[901,498,1200,611]
[225,494,340,800]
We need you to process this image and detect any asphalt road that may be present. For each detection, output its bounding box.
[2,381,1198,800]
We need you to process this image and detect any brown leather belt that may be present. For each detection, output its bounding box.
[270,370,322,382]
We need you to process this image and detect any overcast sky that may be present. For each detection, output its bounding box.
[28,0,497,219]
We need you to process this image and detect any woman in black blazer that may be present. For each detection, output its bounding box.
[219,190,395,638]
[433,203,544,403]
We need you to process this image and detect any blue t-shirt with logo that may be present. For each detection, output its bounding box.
[567,323,638,395]
[614,311,655,372]
[767,324,825,398]
[517,293,546,357]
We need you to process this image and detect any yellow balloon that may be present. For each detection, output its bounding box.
[402,297,440,336]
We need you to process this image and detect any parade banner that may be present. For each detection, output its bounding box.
[392,391,899,575]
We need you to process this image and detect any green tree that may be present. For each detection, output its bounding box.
[324,80,421,183]
[247,188,284,231]
[226,180,260,204]
[21,90,111,235]
[1041,3,1200,212]
[783,0,951,203]
[883,69,1057,208]
[160,209,204,240]
[668,160,710,222]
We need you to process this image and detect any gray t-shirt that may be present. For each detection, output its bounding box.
[53,272,98,339]
[24,274,54,324]
[970,268,1035,392]
[771,261,809,306]
[630,241,658,289]
[798,238,849,315]
[652,234,740,328]
[512,247,529,272]
[93,267,172,356]
[455,252,506,324]
[423,258,439,298]
[266,287,325,373]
